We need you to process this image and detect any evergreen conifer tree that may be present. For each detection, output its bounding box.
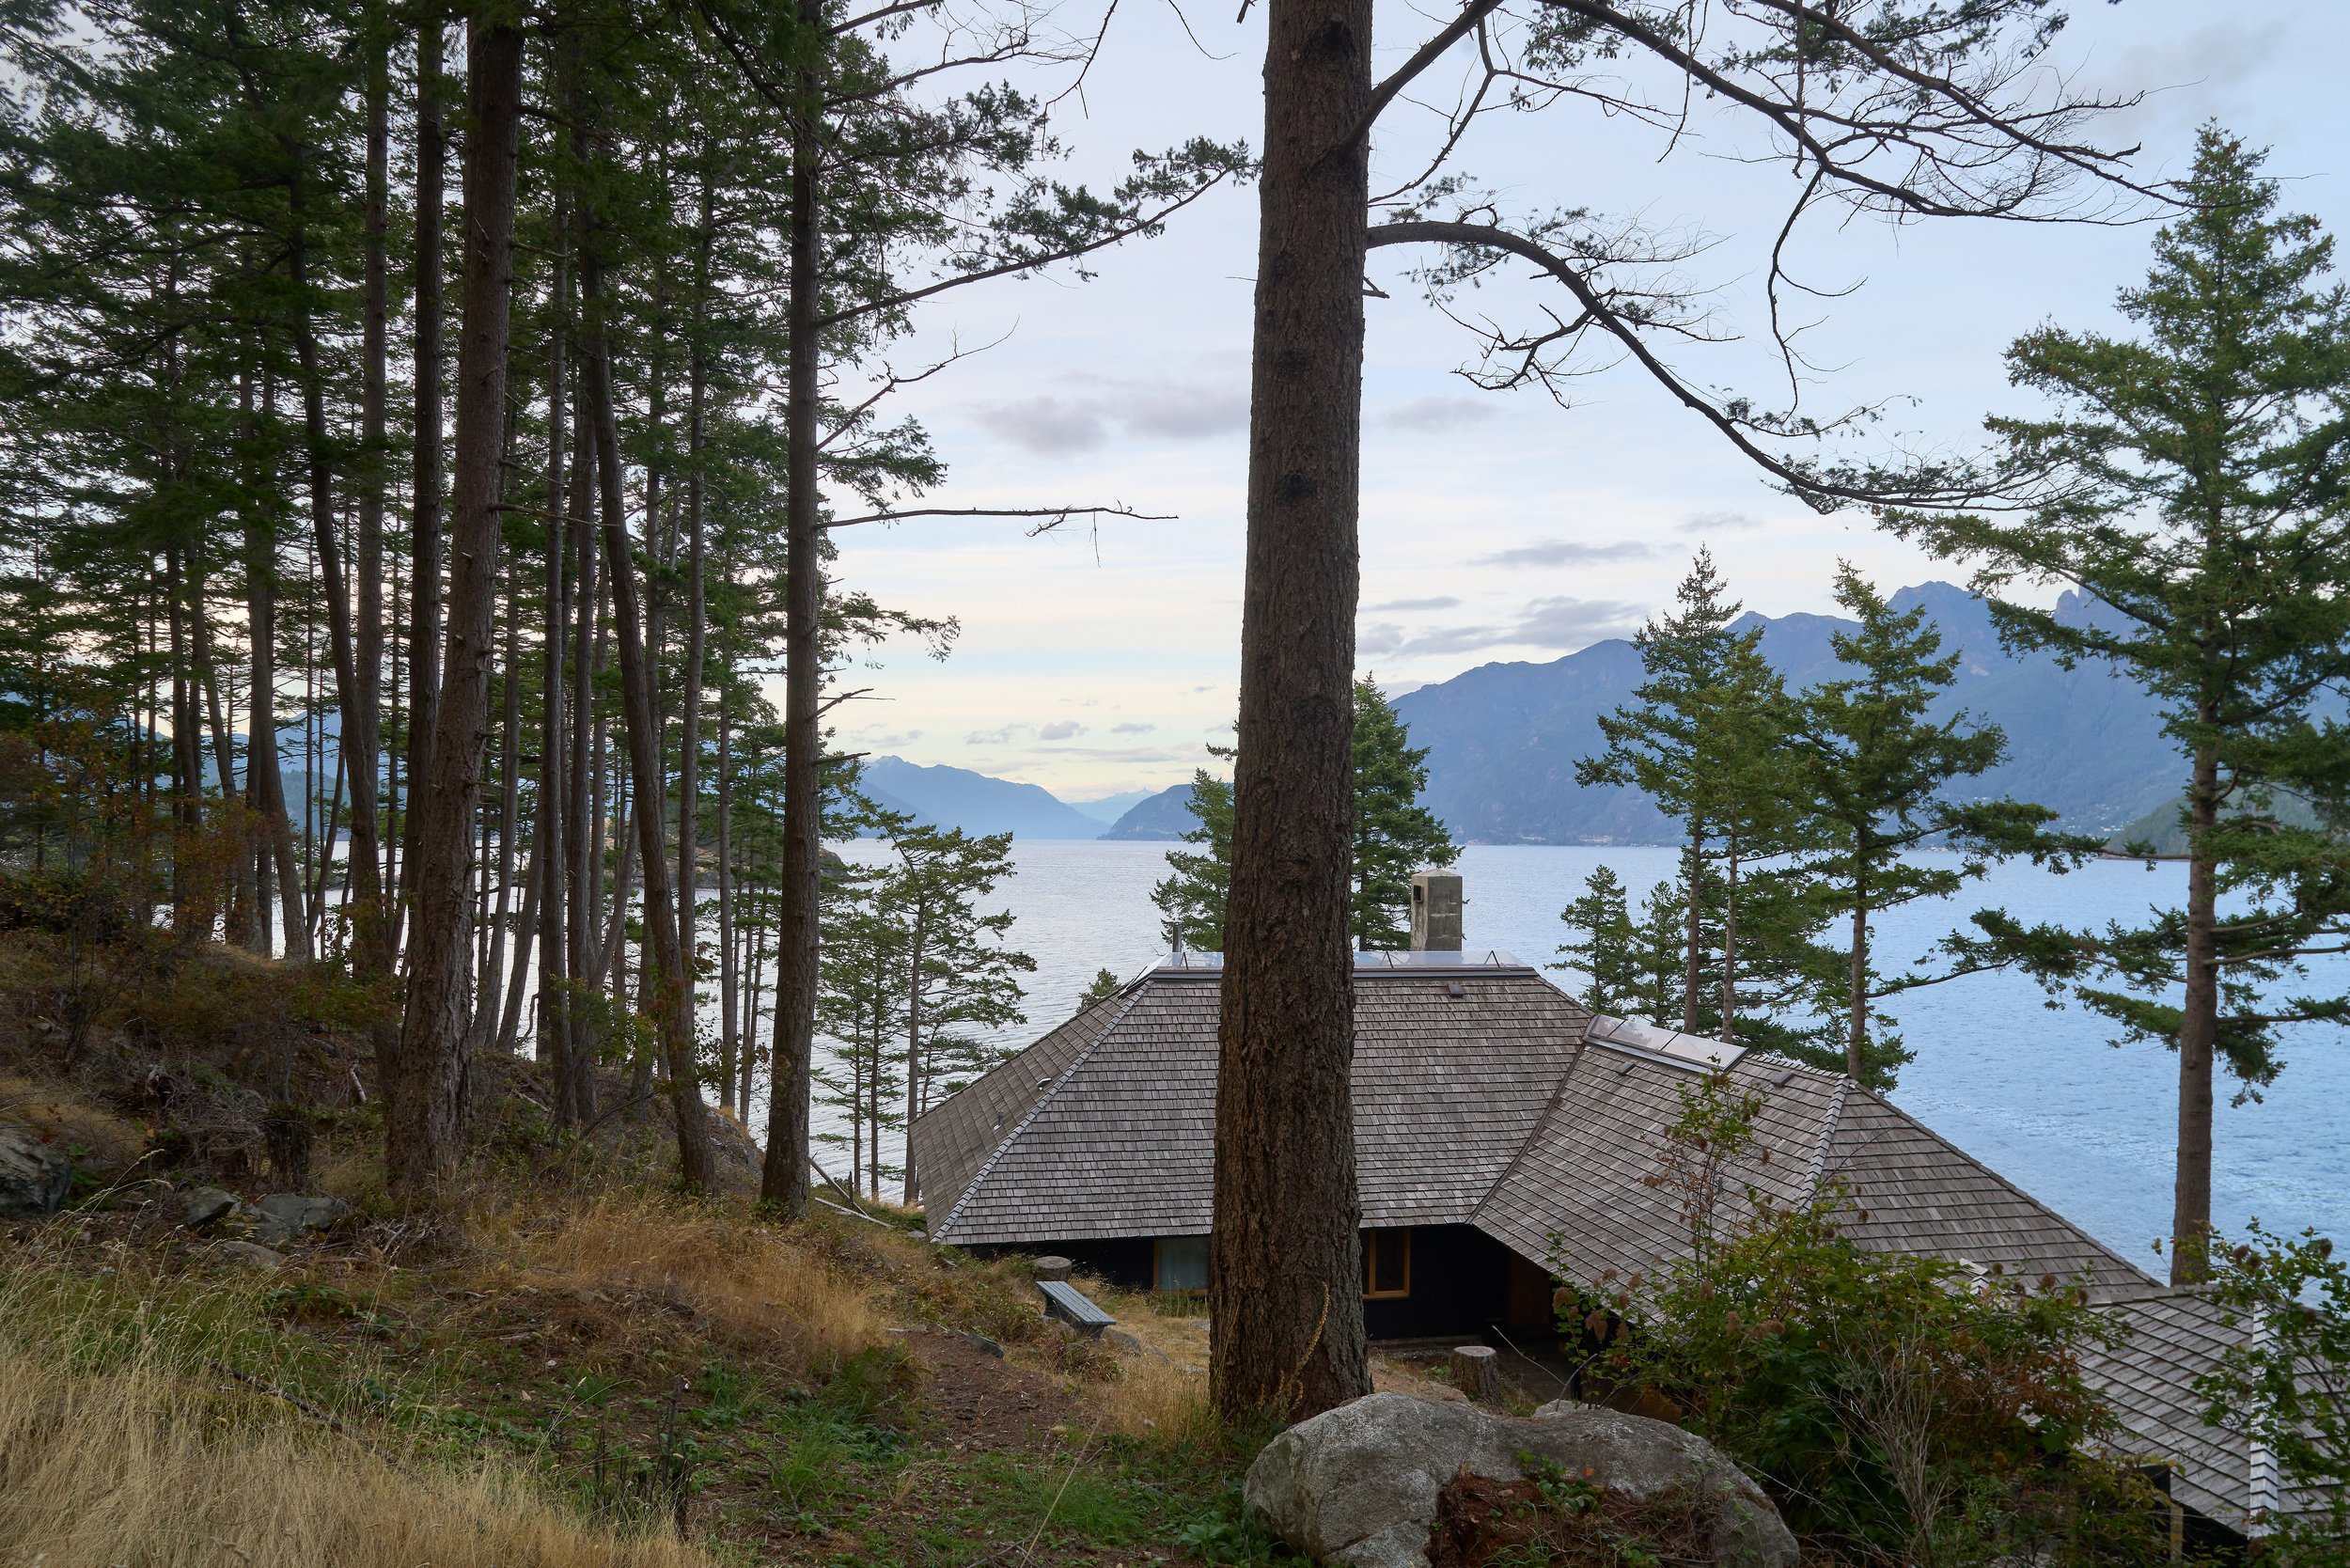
[1784,567,2092,1089]
[1152,680,1457,952]
[1890,127,2350,1280]
[1350,677,1460,950]
[1579,551,1808,1040]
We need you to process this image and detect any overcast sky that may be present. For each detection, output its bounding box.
[813,1,2350,804]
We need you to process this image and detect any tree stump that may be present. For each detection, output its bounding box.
[1033,1255,1073,1283]
[1450,1344,1503,1405]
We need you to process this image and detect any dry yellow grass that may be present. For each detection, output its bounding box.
[0,1268,714,1568]
[470,1189,883,1377]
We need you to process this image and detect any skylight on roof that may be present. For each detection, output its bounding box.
[1586,1013,1746,1070]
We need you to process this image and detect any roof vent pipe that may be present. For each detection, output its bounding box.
[1409,870,1464,952]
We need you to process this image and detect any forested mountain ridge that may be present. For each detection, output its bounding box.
[1099,782,1198,840]
[856,756,1108,839]
[1393,582,2186,844]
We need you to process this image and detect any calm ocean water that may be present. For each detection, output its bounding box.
[819,839,2350,1262]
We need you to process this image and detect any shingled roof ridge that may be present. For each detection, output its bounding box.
[1818,1084,2159,1293]
[1468,1008,1598,1232]
[1800,1074,1854,1198]
[931,976,1152,1241]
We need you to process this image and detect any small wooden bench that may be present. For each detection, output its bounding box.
[1037,1278,1116,1338]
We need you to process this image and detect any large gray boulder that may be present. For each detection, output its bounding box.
[0,1123,71,1217]
[1244,1391,1795,1568]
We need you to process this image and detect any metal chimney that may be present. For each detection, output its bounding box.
[1409,870,1464,952]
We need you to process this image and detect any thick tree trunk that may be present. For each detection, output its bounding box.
[2172,738,2221,1284]
[581,223,714,1195]
[1209,0,1376,1422]
[389,12,524,1197]
[760,20,822,1216]
[404,14,448,953]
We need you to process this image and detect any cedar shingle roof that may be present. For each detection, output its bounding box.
[925,967,1589,1245]
[910,957,2286,1532]
[919,973,2153,1292]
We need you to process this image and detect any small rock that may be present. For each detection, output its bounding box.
[1244,1391,1796,1568]
[257,1193,351,1234]
[964,1330,1006,1358]
[249,1192,350,1246]
[1102,1326,1169,1362]
[0,1123,71,1217]
[216,1241,285,1272]
[182,1185,241,1231]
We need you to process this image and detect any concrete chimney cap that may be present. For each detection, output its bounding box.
[1409,869,1465,952]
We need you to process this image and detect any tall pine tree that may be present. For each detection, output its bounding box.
[1891,128,2350,1280]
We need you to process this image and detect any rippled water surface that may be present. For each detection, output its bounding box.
[815,839,2350,1260]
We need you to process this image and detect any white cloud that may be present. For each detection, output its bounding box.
[1679,510,1765,534]
[1360,596,1640,658]
[1039,719,1087,741]
[968,397,1110,455]
[1472,539,1649,568]
[1373,396,1495,432]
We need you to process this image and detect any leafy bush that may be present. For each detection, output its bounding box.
[1573,1074,2168,1566]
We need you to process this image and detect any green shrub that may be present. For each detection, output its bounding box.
[1571,1074,2168,1565]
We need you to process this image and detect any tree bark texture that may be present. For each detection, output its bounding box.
[404,14,448,944]
[388,12,524,1197]
[760,16,822,1216]
[1209,0,1375,1422]
[581,221,715,1196]
[2172,737,2220,1283]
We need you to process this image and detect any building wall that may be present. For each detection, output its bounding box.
[967,1225,1549,1343]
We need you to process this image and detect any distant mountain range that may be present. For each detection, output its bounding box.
[1392,581,2186,842]
[859,583,2225,847]
[857,757,1108,839]
[1068,789,1158,824]
[1097,783,1199,841]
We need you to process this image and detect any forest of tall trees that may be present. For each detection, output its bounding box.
[0,1,1239,1202]
[6,0,2346,1460]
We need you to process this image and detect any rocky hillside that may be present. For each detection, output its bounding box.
[0,927,1274,1566]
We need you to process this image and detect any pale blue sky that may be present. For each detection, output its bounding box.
[816,1,2350,802]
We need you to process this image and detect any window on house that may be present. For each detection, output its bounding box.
[1362,1229,1411,1298]
[1154,1235,1209,1294]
